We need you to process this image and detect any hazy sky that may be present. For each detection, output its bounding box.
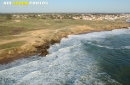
[0,0,130,13]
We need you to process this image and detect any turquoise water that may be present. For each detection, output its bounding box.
[0,28,130,85]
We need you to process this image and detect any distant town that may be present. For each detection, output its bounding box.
[0,13,130,21]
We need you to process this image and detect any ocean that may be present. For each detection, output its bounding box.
[0,28,130,85]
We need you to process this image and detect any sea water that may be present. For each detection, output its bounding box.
[0,28,130,85]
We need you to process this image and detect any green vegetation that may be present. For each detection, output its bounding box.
[0,26,28,36]
[0,41,25,50]
[0,14,129,51]
[0,36,20,40]
[0,17,128,39]
[6,14,12,20]
[0,14,130,63]
[0,15,127,30]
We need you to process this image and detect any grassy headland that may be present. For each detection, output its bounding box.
[0,13,130,64]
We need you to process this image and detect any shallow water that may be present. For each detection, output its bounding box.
[0,28,130,85]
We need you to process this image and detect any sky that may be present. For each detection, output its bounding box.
[0,0,130,13]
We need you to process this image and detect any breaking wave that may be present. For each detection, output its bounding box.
[0,28,130,85]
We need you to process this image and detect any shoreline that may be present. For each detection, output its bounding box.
[0,25,130,65]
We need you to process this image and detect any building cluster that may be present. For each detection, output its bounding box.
[72,14,130,20]
[12,13,130,21]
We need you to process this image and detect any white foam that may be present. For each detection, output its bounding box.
[1,28,129,85]
[0,55,41,71]
[50,28,130,52]
[121,46,130,49]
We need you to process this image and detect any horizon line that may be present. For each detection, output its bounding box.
[0,12,130,14]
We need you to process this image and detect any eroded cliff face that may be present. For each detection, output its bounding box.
[0,24,130,64]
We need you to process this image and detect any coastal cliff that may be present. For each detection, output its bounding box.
[0,23,130,64]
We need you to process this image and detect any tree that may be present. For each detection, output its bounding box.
[6,14,12,20]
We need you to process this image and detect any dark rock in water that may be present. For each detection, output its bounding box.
[40,50,48,56]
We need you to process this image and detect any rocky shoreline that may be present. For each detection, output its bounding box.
[0,25,130,64]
